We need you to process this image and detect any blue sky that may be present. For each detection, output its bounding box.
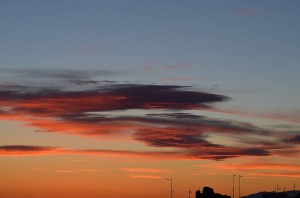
[1,1,300,114]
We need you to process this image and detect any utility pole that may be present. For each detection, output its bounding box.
[233,175,236,198]
[166,177,174,198]
[293,182,296,198]
[189,187,192,198]
[239,175,243,198]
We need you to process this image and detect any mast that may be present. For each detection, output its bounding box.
[233,175,236,198]
[239,175,243,198]
[166,177,174,198]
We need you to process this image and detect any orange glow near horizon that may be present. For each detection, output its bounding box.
[1,75,300,198]
[1,154,299,198]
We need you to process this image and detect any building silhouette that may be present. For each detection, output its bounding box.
[196,186,231,198]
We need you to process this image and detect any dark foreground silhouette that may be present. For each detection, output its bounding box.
[196,186,231,198]
[242,190,300,198]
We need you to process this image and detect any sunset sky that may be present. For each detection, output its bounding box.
[1,1,300,198]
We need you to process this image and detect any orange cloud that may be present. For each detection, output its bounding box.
[248,172,300,178]
[196,162,300,178]
[206,163,300,171]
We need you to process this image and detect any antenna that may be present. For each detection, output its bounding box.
[189,187,192,198]
[233,175,236,198]
[293,182,296,198]
[239,175,243,198]
[275,184,281,193]
[166,177,174,198]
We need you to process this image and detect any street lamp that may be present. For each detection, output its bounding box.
[189,187,192,198]
[239,175,243,198]
[233,175,236,198]
[166,177,174,198]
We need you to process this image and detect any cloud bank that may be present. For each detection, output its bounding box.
[0,69,299,161]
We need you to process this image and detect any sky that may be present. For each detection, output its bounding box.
[0,1,300,198]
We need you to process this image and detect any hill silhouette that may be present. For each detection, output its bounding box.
[241,190,300,198]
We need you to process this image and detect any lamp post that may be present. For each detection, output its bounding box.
[166,177,174,198]
[189,187,192,198]
[239,175,243,198]
[233,175,236,198]
[293,182,296,198]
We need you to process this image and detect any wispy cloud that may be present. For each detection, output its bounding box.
[56,170,77,173]
[198,163,300,171]
[121,168,173,173]
[129,175,162,179]
[248,172,300,178]
[0,145,185,160]
[32,168,47,171]
[212,108,300,124]
[196,162,300,178]
[55,169,106,173]
[79,169,106,172]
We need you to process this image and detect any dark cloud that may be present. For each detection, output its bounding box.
[189,147,270,160]
[0,70,298,160]
[107,84,229,109]
[0,84,230,118]
[0,145,55,151]
[135,127,216,148]
[134,127,271,160]
[69,79,117,85]
[285,135,300,144]
[0,144,269,160]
